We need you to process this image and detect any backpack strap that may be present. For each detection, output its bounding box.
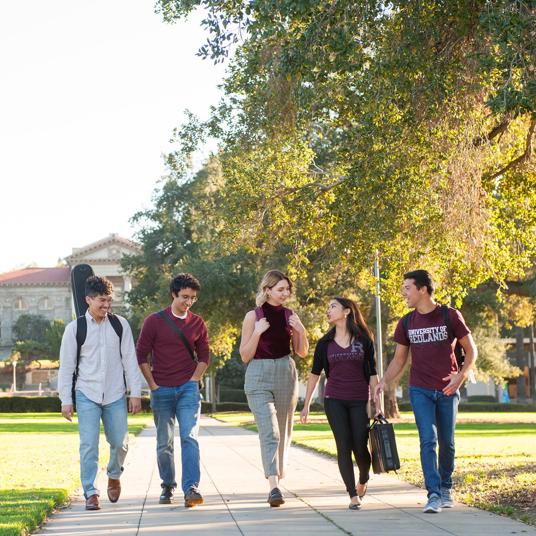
[107,313,123,342]
[157,310,197,363]
[440,304,453,339]
[107,313,126,389]
[72,316,87,407]
[401,311,414,343]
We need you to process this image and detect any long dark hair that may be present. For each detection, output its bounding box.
[326,296,374,343]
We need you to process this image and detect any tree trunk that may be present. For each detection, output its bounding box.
[383,384,400,419]
[210,370,217,413]
[529,324,536,402]
[515,326,526,401]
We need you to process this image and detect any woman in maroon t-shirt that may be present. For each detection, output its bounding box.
[240,270,309,507]
[301,297,378,510]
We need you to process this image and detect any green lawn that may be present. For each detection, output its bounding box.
[0,412,153,536]
[213,411,536,526]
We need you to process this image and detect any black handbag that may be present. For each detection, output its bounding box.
[157,311,205,390]
[369,415,401,474]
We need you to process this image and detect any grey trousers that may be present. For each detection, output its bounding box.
[244,356,298,479]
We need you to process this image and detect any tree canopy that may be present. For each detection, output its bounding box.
[155,0,536,312]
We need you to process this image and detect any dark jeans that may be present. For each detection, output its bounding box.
[324,397,371,498]
[409,385,460,498]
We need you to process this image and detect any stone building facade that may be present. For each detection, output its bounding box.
[0,234,140,359]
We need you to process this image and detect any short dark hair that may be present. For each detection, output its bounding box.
[85,275,113,297]
[404,270,434,295]
[170,273,201,296]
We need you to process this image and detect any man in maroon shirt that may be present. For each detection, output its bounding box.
[374,270,477,514]
[136,273,210,507]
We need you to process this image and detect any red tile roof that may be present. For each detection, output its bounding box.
[0,267,70,285]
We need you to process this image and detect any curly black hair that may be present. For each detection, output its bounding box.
[85,275,113,297]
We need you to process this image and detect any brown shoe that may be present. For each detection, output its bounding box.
[85,494,101,510]
[107,478,121,503]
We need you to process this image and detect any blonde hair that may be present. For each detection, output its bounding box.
[255,270,293,307]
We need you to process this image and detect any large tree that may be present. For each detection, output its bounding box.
[155,0,536,310]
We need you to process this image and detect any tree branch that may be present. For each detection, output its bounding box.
[473,116,513,147]
[487,117,536,181]
[284,175,349,194]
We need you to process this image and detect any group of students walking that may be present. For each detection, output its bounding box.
[58,268,477,514]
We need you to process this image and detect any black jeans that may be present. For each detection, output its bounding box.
[324,397,371,498]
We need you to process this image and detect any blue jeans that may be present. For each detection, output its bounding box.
[150,381,201,494]
[75,390,128,498]
[409,386,460,498]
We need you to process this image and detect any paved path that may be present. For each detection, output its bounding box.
[37,416,535,536]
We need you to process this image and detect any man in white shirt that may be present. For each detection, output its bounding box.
[58,276,142,511]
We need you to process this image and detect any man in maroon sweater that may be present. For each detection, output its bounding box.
[136,273,210,507]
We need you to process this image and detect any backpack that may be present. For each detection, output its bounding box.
[71,313,124,407]
[401,305,465,370]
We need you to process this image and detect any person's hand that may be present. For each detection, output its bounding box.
[300,406,310,424]
[129,397,142,414]
[150,382,160,391]
[373,379,385,406]
[288,313,305,334]
[61,404,74,422]
[442,372,464,396]
[254,318,270,335]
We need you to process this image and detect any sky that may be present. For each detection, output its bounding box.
[0,1,227,273]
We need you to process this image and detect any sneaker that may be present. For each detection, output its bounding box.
[441,488,454,508]
[184,486,204,507]
[267,487,285,507]
[423,494,442,513]
[159,485,174,504]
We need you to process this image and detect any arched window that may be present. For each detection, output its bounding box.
[14,297,27,310]
[39,297,52,310]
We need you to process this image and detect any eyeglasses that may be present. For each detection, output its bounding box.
[179,294,197,303]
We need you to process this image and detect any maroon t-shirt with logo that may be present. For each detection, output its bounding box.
[393,305,470,390]
[324,340,370,401]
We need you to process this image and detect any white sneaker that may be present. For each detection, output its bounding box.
[423,494,442,513]
[441,488,454,508]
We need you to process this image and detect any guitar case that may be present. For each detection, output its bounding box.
[70,264,95,317]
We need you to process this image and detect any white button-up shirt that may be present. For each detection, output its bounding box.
[58,311,142,405]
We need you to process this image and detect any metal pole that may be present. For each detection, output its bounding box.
[374,251,385,412]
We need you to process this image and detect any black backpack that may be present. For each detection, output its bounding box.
[401,305,465,369]
[71,313,124,407]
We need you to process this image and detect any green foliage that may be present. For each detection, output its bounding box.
[11,316,65,364]
[12,314,50,342]
[154,0,536,312]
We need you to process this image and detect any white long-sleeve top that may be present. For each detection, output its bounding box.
[58,310,142,405]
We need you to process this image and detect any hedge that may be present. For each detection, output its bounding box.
[2,397,533,414]
[0,396,250,414]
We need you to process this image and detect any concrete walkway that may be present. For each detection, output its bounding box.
[37,416,535,536]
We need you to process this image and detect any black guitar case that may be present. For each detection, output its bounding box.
[70,264,95,317]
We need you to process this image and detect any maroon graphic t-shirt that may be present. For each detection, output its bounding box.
[393,305,470,391]
[324,340,369,401]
